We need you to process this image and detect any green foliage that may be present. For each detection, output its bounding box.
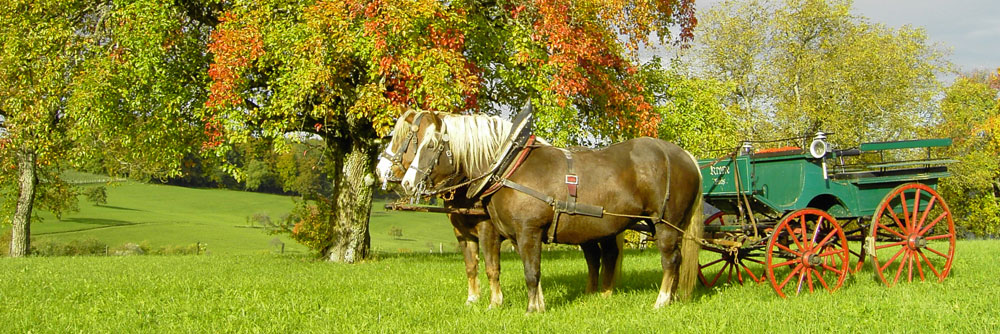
[643,59,741,157]
[0,0,87,228]
[936,74,1000,236]
[694,0,948,146]
[84,186,108,206]
[1,241,999,331]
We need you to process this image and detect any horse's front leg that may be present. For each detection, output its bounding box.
[654,226,682,308]
[451,215,480,305]
[478,218,504,309]
[516,226,545,313]
[580,241,602,294]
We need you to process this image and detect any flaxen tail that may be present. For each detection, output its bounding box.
[675,151,704,301]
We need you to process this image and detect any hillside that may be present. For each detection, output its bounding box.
[21,178,459,255]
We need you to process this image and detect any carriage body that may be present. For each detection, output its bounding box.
[700,138,952,219]
[696,136,957,296]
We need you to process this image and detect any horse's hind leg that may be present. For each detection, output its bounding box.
[598,234,625,296]
[580,241,602,294]
[654,226,682,308]
[479,218,504,308]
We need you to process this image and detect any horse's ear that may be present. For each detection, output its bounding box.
[522,99,533,114]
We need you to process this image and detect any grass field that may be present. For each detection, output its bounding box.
[1,240,998,332]
[3,176,999,331]
[23,179,460,255]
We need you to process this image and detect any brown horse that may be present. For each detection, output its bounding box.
[402,112,703,312]
[378,111,626,307]
[376,110,505,307]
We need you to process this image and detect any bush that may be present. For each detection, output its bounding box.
[0,229,10,257]
[31,238,108,256]
[84,186,108,206]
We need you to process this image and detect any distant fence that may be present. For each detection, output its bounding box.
[66,177,127,185]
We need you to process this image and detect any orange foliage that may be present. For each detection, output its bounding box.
[206,11,264,109]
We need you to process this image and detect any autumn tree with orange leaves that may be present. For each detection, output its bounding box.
[203,0,696,261]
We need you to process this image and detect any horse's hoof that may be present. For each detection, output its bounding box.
[465,295,479,305]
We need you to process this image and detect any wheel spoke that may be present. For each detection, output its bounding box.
[815,228,838,249]
[925,234,954,241]
[899,192,912,233]
[745,258,766,265]
[818,247,847,258]
[775,242,803,257]
[740,262,762,282]
[880,247,907,272]
[727,262,735,283]
[915,251,926,281]
[710,262,728,286]
[907,250,915,282]
[885,202,907,234]
[820,263,845,276]
[778,265,803,290]
[806,268,815,293]
[911,189,922,232]
[924,245,950,258]
[813,269,831,291]
[918,250,942,279]
[918,212,948,236]
[784,222,804,250]
[700,258,725,269]
[799,215,809,248]
[771,258,798,268]
[875,240,908,250]
[703,247,727,255]
[876,222,906,240]
[796,267,807,294]
[916,196,937,233]
[812,216,824,244]
[892,250,909,286]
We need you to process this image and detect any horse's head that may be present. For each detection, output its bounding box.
[400,115,460,194]
[376,110,438,189]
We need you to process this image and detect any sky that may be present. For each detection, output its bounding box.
[851,0,999,73]
[686,0,999,75]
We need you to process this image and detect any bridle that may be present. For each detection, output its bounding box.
[379,112,426,184]
[407,122,461,197]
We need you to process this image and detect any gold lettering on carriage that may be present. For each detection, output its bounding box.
[709,165,730,176]
[710,165,730,186]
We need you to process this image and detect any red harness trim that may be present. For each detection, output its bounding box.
[480,135,537,198]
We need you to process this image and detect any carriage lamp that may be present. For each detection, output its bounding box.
[741,141,753,155]
[810,132,829,179]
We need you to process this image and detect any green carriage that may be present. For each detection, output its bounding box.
[698,133,957,297]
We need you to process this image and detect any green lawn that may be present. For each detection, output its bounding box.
[1,241,997,332]
[26,180,459,255]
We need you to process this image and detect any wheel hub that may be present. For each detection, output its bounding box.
[907,235,927,250]
[801,253,823,268]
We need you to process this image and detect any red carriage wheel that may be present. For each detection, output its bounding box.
[870,183,955,287]
[698,212,766,288]
[765,208,850,298]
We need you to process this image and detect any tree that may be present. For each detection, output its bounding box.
[1,0,87,256]
[205,0,697,261]
[936,71,1000,236]
[692,0,948,147]
[2,0,213,257]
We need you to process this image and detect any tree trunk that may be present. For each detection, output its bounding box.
[323,137,376,263]
[9,149,37,257]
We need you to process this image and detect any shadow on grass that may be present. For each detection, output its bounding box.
[34,218,139,235]
[96,205,143,212]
